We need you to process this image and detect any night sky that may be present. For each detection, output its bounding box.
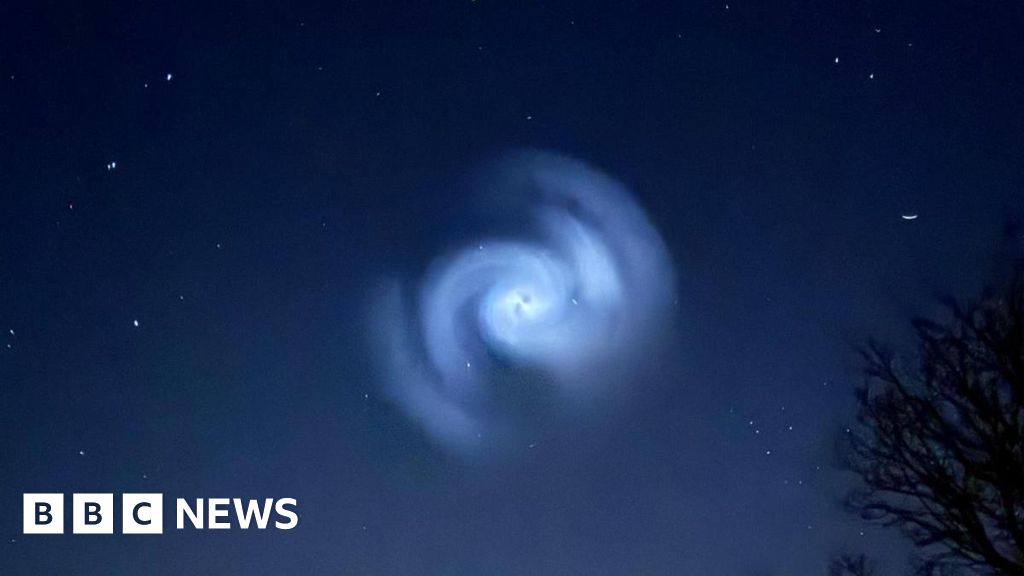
[2,1,1023,574]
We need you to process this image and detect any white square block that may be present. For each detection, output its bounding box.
[23,493,63,534]
[72,493,114,534]
[122,493,163,534]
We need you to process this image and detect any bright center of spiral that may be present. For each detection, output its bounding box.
[506,290,540,320]
[484,280,561,351]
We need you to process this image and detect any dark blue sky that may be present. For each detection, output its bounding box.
[2,1,1022,574]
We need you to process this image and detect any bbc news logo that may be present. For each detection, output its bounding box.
[23,494,298,534]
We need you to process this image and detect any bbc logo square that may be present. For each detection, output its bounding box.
[122,493,162,534]
[23,493,64,534]
[73,493,114,534]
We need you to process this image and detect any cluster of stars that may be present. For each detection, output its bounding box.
[829,25,915,82]
[730,389,872,537]
[734,401,812,481]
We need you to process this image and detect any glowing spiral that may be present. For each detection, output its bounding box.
[373,152,675,454]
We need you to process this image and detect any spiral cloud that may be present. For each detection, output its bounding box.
[373,152,675,454]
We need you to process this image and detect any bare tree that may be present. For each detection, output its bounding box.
[912,557,967,576]
[842,269,1024,575]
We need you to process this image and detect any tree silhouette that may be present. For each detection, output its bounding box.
[829,553,877,576]
[843,269,1024,575]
